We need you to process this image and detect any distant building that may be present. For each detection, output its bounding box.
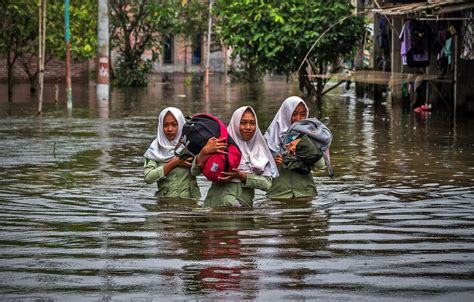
[110,33,229,75]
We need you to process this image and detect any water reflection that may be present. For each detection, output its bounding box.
[0,75,473,300]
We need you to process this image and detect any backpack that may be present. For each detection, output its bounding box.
[281,117,334,177]
[178,114,242,182]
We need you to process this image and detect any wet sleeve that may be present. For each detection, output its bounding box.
[314,157,326,170]
[190,157,202,176]
[242,174,272,191]
[144,158,165,184]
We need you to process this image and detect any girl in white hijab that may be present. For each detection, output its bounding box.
[192,106,276,208]
[264,96,324,200]
[144,107,200,200]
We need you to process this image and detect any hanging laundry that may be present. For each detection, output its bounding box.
[460,10,474,60]
[400,20,431,68]
[444,37,453,65]
[399,20,412,66]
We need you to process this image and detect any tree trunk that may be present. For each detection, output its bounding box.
[7,51,14,102]
[298,61,317,98]
[316,77,323,101]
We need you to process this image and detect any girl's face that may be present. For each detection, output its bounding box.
[240,109,257,141]
[291,102,307,124]
[163,112,179,141]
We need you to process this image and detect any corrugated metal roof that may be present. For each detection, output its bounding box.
[373,0,472,16]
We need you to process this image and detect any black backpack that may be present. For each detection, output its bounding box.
[179,114,221,155]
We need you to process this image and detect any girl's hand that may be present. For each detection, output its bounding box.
[274,154,283,166]
[175,156,193,168]
[218,168,246,182]
[196,137,227,165]
[202,137,227,155]
[285,138,301,155]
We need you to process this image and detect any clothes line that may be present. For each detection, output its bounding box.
[418,17,474,21]
[303,70,450,86]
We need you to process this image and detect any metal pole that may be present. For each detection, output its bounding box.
[205,0,212,87]
[65,0,72,107]
[97,0,109,102]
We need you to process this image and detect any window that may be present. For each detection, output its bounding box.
[192,33,202,65]
[163,36,174,64]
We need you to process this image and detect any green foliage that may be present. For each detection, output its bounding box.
[215,0,365,83]
[0,1,36,59]
[178,0,208,42]
[114,54,153,87]
[0,0,97,61]
[110,0,180,86]
[47,0,98,61]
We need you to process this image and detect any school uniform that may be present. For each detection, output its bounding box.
[192,106,277,208]
[143,107,200,200]
[145,159,200,199]
[191,161,271,207]
[264,96,322,200]
[266,158,325,200]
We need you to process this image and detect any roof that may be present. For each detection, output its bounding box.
[372,0,474,16]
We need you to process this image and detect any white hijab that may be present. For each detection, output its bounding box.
[227,106,279,178]
[264,96,309,154]
[144,107,186,162]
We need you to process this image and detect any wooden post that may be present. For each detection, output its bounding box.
[205,0,212,87]
[390,17,402,100]
[38,0,47,114]
[223,42,227,84]
[65,0,72,106]
[97,0,109,101]
[55,84,59,102]
[453,34,458,125]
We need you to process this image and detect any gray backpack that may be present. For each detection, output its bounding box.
[281,117,334,178]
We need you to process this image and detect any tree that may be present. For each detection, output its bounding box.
[110,0,180,86]
[47,0,97,61]
[0,1,37,100]
[0,1,97,95]
[215,0,364,99]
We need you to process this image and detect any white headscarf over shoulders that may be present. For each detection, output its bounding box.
[144,107,186,162]
[227,106,278,178]
[263,96,309,154]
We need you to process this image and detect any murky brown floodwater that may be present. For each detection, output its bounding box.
[0,75,473,301]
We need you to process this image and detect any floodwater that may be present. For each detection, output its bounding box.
[0,75,473,301]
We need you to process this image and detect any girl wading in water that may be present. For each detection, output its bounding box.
[192,106,278,207]
[144,107,200,200]
[264,96,325,200]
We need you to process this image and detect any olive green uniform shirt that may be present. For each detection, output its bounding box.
[267,157,325,200]
[191,159,272,208]
[144,158,200,199]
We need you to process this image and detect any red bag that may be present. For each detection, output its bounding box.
[200,114,241,182]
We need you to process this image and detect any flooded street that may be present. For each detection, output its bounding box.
[0,76,473,301]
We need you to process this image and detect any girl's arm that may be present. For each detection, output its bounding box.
[243,174,272,191]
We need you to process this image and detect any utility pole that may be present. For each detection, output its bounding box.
[97,0,109,101]
[65,0,72,107]
[205,0,213,87]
